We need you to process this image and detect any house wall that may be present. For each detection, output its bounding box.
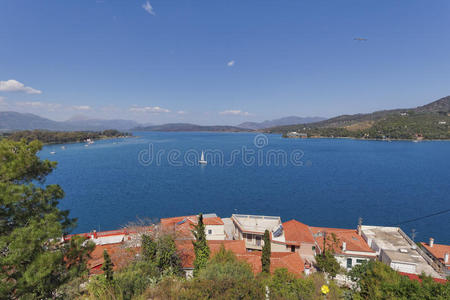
[335,255,371,270]
[299,242,315,257]
[205,225,226,240]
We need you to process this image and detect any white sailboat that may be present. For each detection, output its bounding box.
[199,151,207,164]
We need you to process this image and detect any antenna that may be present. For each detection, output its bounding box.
[411,228,416,242]
[358,217,363,235]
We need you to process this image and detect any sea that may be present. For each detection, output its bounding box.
[40,132,450,244]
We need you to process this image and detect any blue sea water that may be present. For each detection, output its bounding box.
[41,132,450,244]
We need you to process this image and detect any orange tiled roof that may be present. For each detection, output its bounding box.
[309,227,374,254]
[283,220,315,245]
[161,215,224,239]
[420,242,450,267]
[399,272,447,284]
[176,239,247,269]
[87,243,140,275]
[236,252,305,277]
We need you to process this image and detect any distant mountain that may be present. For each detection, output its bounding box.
[0,111,138,131]
[64,118,139,131]
[0,111,61,131]
[238,116,326,130]
[132,123,249,132]
[266,96,450,140]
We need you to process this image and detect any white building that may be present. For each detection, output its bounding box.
[231,214,286,251]
[360,225,442,278]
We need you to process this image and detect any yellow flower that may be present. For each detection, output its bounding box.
[321,284,330,294]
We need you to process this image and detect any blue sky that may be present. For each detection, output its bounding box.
[0,0,449,124]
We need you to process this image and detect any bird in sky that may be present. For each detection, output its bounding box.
[354,37,368,41]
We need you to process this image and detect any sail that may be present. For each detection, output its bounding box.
[200,151,204,161]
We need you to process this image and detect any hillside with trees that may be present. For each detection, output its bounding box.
[1,129,131,144]
[266,96,450,140]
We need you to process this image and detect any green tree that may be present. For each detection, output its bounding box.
[65,235,95,277]
[192,213,210,276]
[0,139,79,299]
[262,229,271,273]
[102,249,114,282]
[315,251,341,278]
[141,234,157,261]
[156,234,183,275]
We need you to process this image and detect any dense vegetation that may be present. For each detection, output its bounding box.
[268,96,450,140]
[1,138,449,299]
[1,129,131,144]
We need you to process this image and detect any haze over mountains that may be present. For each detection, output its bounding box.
[0,111,139,131]
[0,111,323,132]
[238,116,325,130]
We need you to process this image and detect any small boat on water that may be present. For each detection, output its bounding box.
[61,146,66,150]
[199,151,207,165]
[50,151,56,155]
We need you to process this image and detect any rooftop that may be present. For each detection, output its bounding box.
[231,214,281,234]
[309,226,375,255]
[282,220,315,245]
[420,242,450,267]
[236,252,305,277]
[361,226,410,251]
[361,225,442,278]
[176,239,247,269]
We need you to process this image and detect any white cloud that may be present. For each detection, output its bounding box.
[142,1,155,15]
[227,60,235,67]
[129,106,170,113]
[72,105,91,111]
[0,79,42,94]
[177,110,187,115]
[219,110,250,116]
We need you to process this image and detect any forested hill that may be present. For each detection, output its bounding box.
[1,129,131,144]
[132,123,249,132]
[266,96,450,140]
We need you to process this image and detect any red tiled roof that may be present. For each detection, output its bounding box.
[309,227,374,254]
[283,220,315,245]
[398,272,447,284]
[236,252,305,277]
[420,242,450,267]
[176,239,247,269]
[64,226,153,241]
[87,243,140,275]
[161,215,224,239]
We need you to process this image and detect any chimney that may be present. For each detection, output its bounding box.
[444,253,449,264]
[429,237,434,247]
[342,242,347,252]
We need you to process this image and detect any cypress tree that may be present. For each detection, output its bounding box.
[262,229,271,273]
[192,213,210,276]
[141,234,157,261]
[102,249,114,282]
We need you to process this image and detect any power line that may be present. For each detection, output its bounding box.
[390,208,450,226]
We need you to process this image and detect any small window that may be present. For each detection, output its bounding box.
[346,258,353,268]
[356,259,365,264]
[312,246,316,251]
[291,245,295,252]
[208,229,212,235]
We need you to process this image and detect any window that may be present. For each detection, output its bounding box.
[291,245,296,252]
[312,246,316,251]
[256,236,261,246]
[346,258,353,269]
[356,259,365,264]
[208,229,212,235]
[246,234,252,242]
